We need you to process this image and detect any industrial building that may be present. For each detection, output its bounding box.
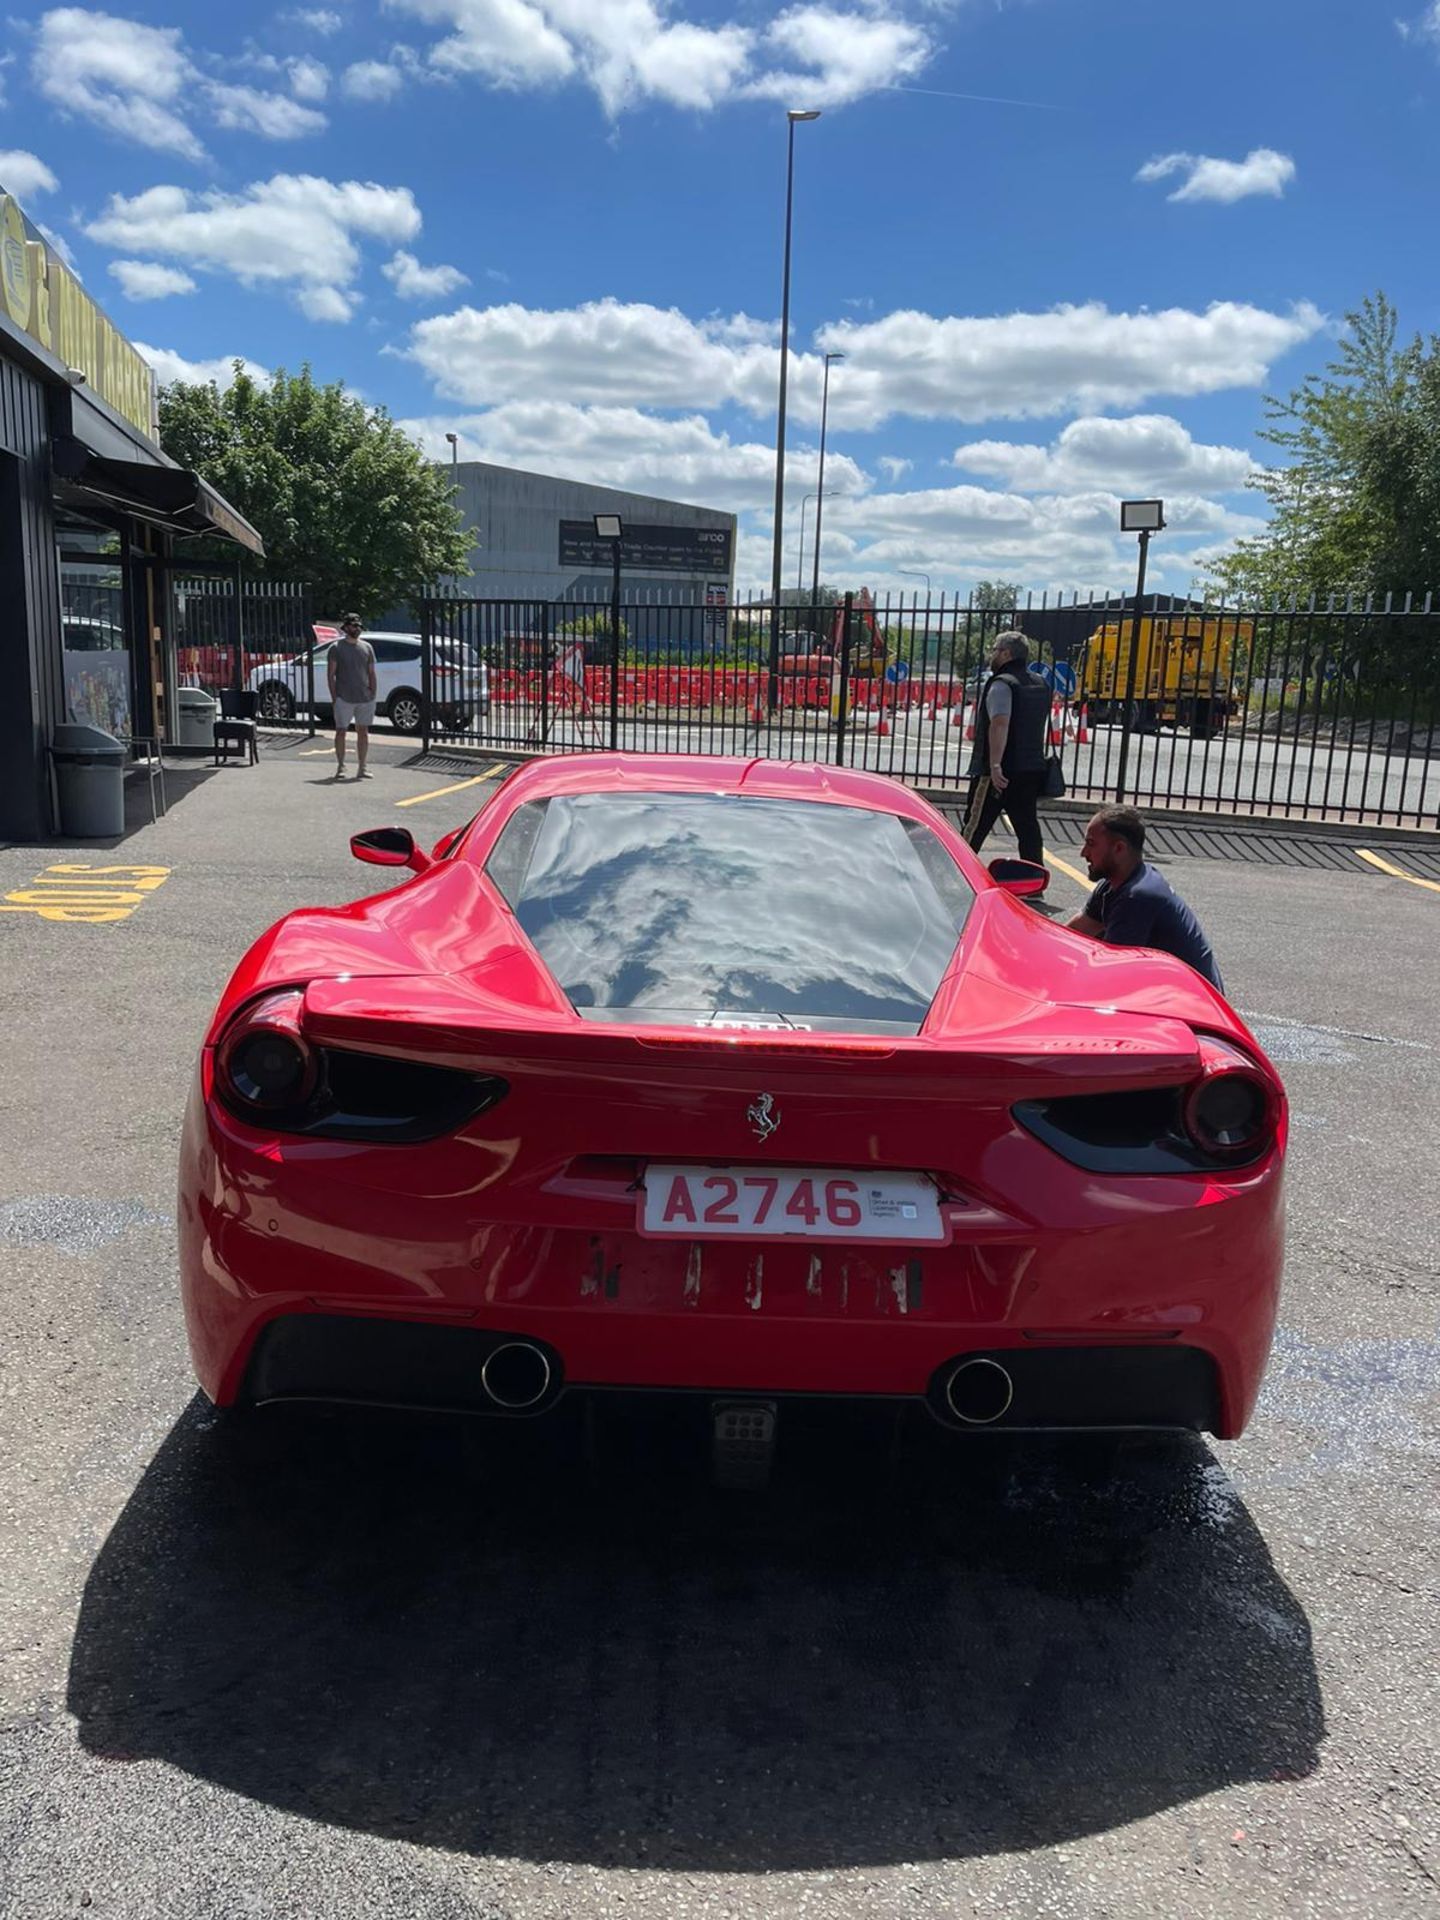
[432,461,736,648]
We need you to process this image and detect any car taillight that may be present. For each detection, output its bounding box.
[216,989,317,1117]
[1182,1036,1278,1160]
[213,988,508,1141]
[1013,1035,1281,1174]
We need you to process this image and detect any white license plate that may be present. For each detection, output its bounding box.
[639,1165,946,1245]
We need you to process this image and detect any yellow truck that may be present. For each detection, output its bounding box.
[1079,615,1248,740]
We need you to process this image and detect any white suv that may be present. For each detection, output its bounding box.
[248,629,488,734]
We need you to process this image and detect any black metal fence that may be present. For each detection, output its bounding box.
[172,576,316,728]
[419,589,1440,828]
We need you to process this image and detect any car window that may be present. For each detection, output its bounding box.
[484,793,973,1034]
[370,639,410,663]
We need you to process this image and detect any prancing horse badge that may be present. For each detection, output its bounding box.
[747,1093,781,1143]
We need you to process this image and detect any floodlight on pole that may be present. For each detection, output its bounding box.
[767,107,821,720]
[1115,499,1164,803]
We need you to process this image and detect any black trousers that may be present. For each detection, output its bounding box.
[964,769,1045,864]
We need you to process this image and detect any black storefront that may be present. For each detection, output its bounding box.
[1,182,261,841]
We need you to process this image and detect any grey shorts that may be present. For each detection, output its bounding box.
[333,697,376,729]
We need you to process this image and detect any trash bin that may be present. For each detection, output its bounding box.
[175,685,218,750]
[51,724,126,837]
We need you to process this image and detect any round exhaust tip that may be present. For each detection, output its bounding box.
[944,1357,1014,1426]
[481,1341,553,1411]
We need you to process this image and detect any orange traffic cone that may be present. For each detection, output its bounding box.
[876,713,890,738]
[964,705,976,740]
[1048,700,1064,748]
[1075,702,1090,744]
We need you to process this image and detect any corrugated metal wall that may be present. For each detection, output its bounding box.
[0,355,63,840]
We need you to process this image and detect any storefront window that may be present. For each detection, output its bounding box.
[57,513,131,737]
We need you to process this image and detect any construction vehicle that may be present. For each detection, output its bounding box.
[1079,614,1248,740]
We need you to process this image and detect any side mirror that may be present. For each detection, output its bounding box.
[988,857,1050,899]
[431,826,462,860]
[350,826,432,874]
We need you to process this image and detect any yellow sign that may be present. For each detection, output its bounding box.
[0,863,171,924]
[0,190,157,444]
[0,197,31,326]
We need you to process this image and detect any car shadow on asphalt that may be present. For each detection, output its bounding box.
[66,1398,1323,1871]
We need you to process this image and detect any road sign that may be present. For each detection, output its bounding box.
[1051,661,1078,698]
[884,661,910,685]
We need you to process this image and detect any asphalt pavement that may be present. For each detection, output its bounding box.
[0,736,1436,1920]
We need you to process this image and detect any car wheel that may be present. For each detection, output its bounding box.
[388,688,423,734]
[256,681,296,722]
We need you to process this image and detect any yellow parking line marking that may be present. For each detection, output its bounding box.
[395,765,505,808]
[1042,845,1092,892]
[299,747,333,757]
[1355,848,1440,895]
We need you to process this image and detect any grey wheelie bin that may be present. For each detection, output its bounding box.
[51,724,126,837]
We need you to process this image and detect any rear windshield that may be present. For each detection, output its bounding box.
[485,792,973,1033]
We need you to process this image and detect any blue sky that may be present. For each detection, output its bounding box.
[3,0,1439,596]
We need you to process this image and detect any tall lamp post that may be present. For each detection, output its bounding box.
[796,493,818,594]
[594,512,624,752]
[810,349,844,604]
[1115,499,1164,803]
[768,106,821,716]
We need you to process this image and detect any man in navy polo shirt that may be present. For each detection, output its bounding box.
[1067,805,1224,992]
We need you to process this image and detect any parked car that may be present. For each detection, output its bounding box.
[246,630,488,733]
[179,755,1286,1481]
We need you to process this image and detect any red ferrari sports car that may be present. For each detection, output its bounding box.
[178,754,1285,1461]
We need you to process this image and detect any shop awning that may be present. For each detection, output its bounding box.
[50,434,265,555]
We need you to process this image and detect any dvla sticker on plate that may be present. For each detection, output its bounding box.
[640,1166,947,1245]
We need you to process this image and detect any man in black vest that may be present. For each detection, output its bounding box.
[964,629,1051,863]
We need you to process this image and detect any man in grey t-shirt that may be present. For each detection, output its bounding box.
[327,614,378,779]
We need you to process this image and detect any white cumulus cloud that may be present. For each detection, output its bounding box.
[386,0,934,113]
[397,399,869,514]
[285,8,344,33]
[953,415,1257,496]
[745,6,931,108]
[31,7,332,160]
[341,54,414,100]
[136,342,270,388]
[383,249,470,298]
[0,150,60,199]
[404,295,1324,429]
[108,258,197,299]
[287,56,330,101]
[33,7,204,161]
[208,82,328,139]
[84,174,422,312]
[1137,148,1296,205]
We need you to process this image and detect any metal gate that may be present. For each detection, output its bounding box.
[172,575,315,729]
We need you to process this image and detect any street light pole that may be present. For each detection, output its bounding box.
[797,493,817,594]
[1115,499,1165,804]
[768,107,821,717]
[593,513,625,752]
[810,349,844,605]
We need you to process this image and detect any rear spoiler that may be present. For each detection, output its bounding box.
[301,975,1203,1093]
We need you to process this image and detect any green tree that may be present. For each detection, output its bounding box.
[158,365,470,618]
[972,579,1022,612]
[1213,294,1440,602]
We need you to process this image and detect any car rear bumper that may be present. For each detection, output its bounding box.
[236,1311,1224,1434]
[179,1081,1282,1439]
